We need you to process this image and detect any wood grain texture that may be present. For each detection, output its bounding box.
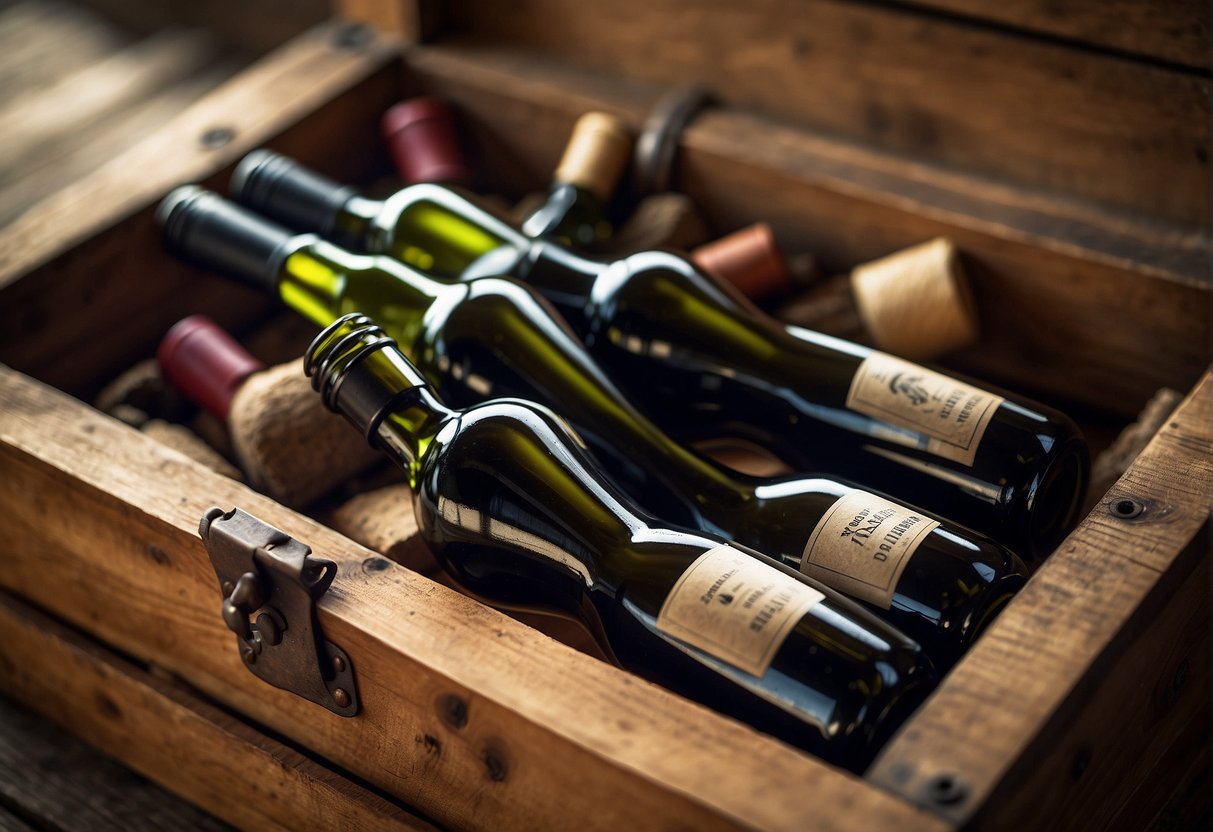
[438,0,1211,225]
[0,365,947,832]
[903,0,1210,69]
[867,371,1213,828]
[0,692,230,832]
[405,44,1211,416]
[0,21,404,399]
[0,593,431,832]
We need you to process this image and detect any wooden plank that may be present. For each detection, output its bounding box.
[0,593,432,832]
[0,1,131,107]
[438,0,1211,225]
[0,693,230,832]
[867,372,1213,828]
[0,21,404,399]
[405,44,1211,417]
[0,364,948,832]
[902,0,1210,70]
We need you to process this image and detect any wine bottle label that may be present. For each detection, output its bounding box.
[801,490,939,609]
[656,545,824,677]
[845,353,1004,466]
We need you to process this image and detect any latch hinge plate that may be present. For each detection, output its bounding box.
[199,507,359,717]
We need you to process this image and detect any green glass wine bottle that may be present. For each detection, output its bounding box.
[159,186,1026,670]
[230,151,1089,560]
[518,112,632,249]
[303,312,935,770]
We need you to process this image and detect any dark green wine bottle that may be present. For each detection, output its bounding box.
[303,312,935,770]
[229,152,1088,560]
[159,186,1026,670]
[519,112,632,249]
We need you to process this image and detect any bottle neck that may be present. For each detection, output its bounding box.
[330,194,382,251]
[306,315,455,489]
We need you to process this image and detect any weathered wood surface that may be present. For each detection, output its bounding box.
[867,371,1213,829]
[905,0,1210,69]
[0,691,230,832]
[0,593,432,832]
[0,21,403,399]
[0,364,949,832]
[434,0,1211,226]
[405,45,1211,417]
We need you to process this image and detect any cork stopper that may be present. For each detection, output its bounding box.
[691,223,790,299]
[554,112,632,200]
[850,238,978,360]
[382,97,471,187]
[157,316,265,423]
[229,358,385,508]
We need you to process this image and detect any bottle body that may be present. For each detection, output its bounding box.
[237,162,1086,559]
[158,187,1028,670]
[304,317,935,770]
[275,240,1026,667]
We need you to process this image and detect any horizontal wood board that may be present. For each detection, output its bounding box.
[434,0,1211,226]
[0,594,431,832]
[0,364,947,832]
[868,371,1213,827]
[403,44,1211,418]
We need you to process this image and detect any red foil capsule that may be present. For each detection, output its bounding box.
[157,315,264,422]
[381,97,471,187]
[691,223,790,300]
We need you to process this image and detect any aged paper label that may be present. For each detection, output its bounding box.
[656,545,824,677]
[845,353,1004,466]
[801,491,940,609]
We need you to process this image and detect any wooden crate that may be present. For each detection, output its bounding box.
[0,3,1210,830]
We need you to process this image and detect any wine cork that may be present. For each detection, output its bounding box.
[228,359,384,508]
[141,419,243,480]
[607,192,709,253]
[850,237,978,360]
[328,484,435,574]
[692,223,790,300]
[554,112,632,200]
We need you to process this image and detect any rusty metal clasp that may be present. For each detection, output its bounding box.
[199,507,359,717]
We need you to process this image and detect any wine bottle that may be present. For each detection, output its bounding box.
[158,187,1026,669]
[519,112,632,249]
[303,312,935,770]
[228,152,1088,559]
[157,315,382,507]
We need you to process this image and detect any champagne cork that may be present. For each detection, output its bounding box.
[381,97,471,187]
[691,223,790,300]
[141,419,243,480]
[554,112,632,200]
[850,237,978,359]
[228,359,384,508]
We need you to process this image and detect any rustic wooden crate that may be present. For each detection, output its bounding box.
[0,3,1209,830]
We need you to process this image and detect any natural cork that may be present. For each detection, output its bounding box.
[227,359,384,508]
[554,112,633,200]
[779,237,977,361]
[850,237,978,360]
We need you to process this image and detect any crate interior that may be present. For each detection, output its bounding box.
[0,0,329,229]
[0,15,1209,829]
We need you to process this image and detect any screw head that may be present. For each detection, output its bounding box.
[333,655,346,673]
[200,126,235,149]
[924,773,968,806]
[333,688,351,709]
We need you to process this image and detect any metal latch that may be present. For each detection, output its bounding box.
[199,507,359,717]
